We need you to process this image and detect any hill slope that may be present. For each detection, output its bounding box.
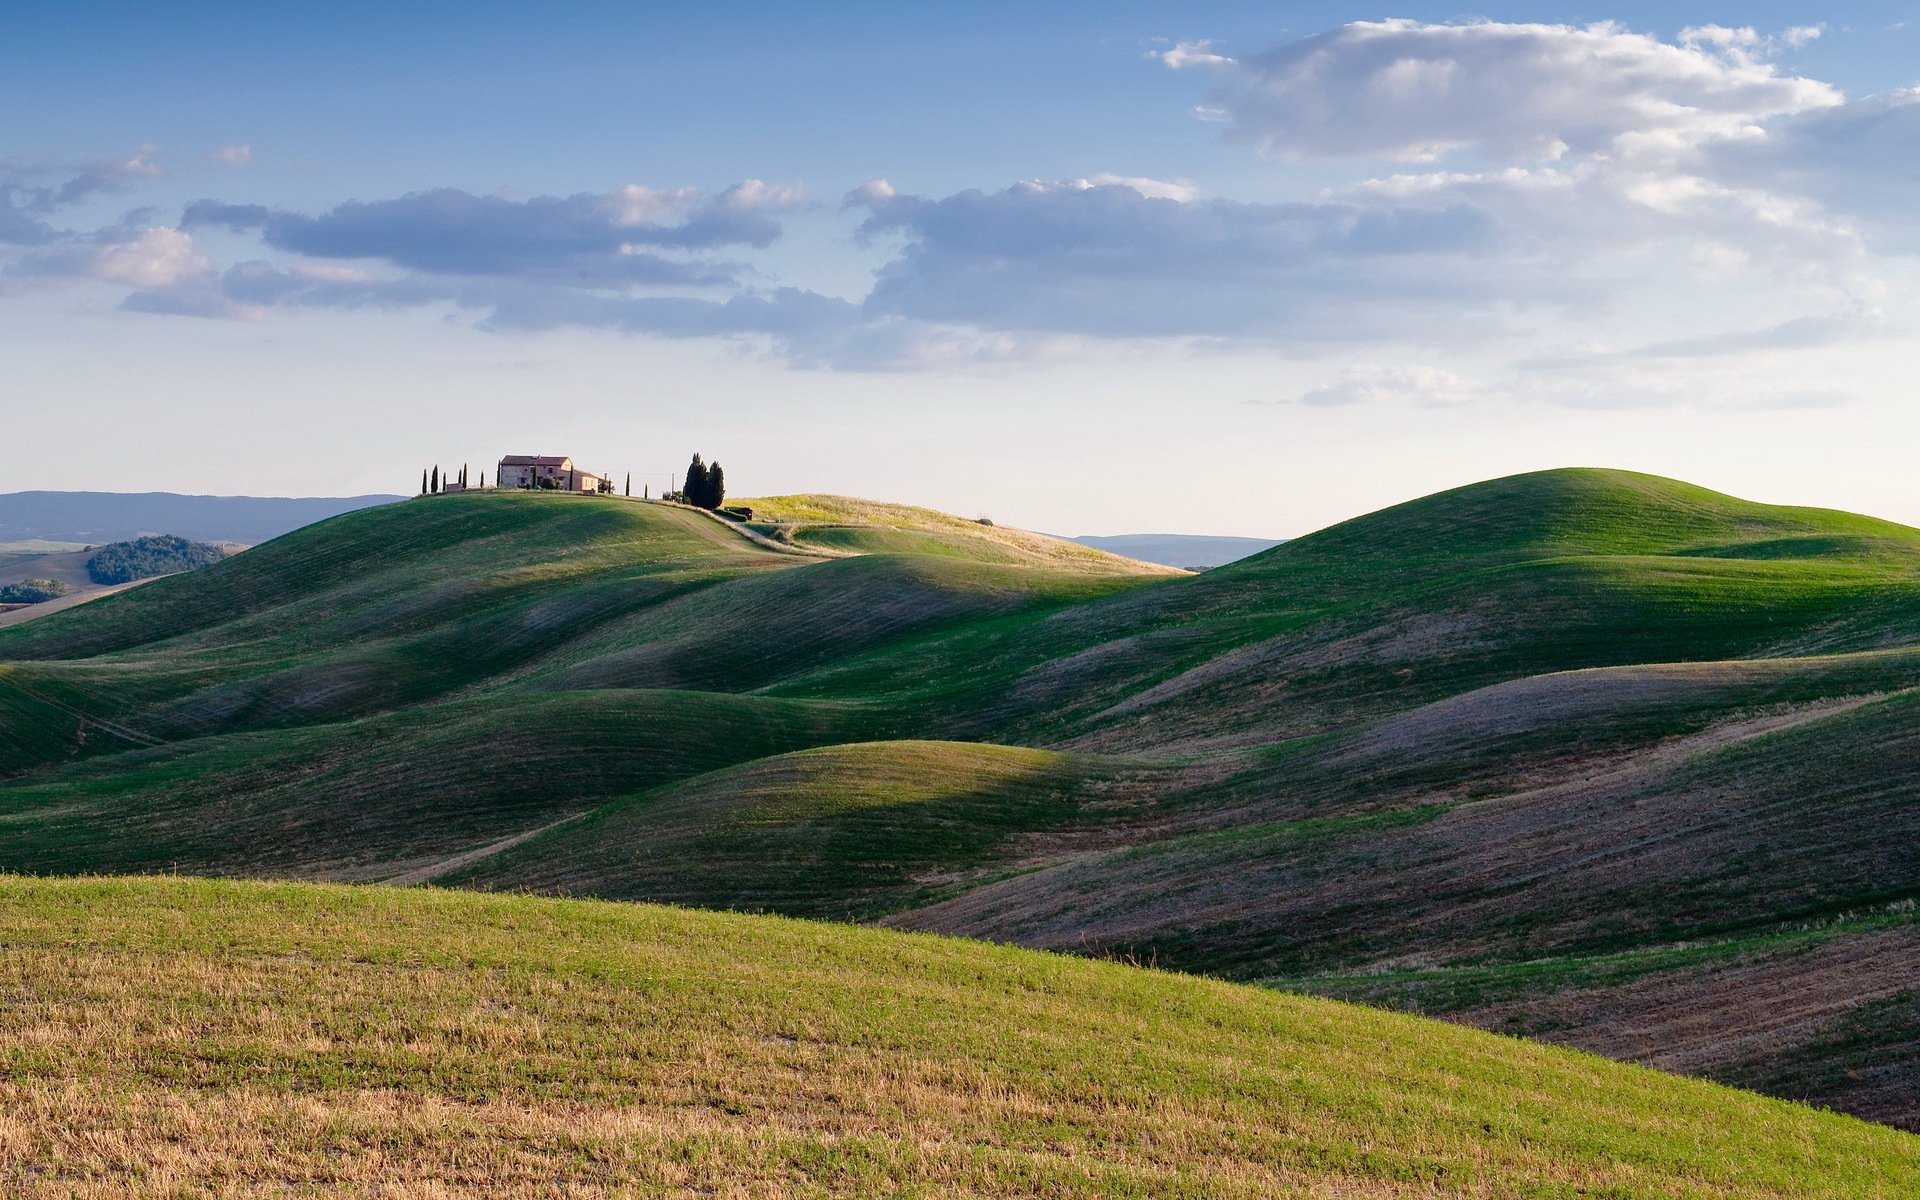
[5,470,1920,1130]
[1,876,1912,1198]
[740,493,1185,574]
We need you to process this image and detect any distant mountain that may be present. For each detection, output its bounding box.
[0,491,406,546]
[1057,533,1284,569]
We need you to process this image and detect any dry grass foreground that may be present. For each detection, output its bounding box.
[0,878,1914,1198]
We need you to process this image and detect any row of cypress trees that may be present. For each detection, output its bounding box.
[419,464,476,494]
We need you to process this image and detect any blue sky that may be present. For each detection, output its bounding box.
[6,4,1920,534]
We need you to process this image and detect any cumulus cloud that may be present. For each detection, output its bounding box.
[0,147,166,246]
[1702,87,1920,248]
[1174,20,1840,162]
[6,20,1915,384]
[5,225,212,294]
[1077,174,1199,201]
[180,182,800,278]
[107,180,858,359]
[211,143,253,166]
[849,176,1540,342]
[823,22,1886,362]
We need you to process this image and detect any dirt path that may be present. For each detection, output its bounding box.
[379,813,588,886]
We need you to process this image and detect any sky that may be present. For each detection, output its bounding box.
[5,2,1920,536]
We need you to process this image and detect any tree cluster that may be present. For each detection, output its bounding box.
[86,535,229,585]
[681,454,726,510]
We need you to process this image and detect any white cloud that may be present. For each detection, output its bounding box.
[1152,40,1235,70]
[5,226,211,292]
[1185,20,1840,162]
[90,227,209,287]
[1078,174,1199,201]
[604,184,698,225]
[211,144,253,166]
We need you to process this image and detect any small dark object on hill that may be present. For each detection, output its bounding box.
[86,535,228,585]
[975,517,994,526]
[719,506,754,521]
[0,578,70,604]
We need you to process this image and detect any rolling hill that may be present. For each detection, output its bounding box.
[1,876,1911,1197]
[739,493,1187,574]
[2,470,1918,1134]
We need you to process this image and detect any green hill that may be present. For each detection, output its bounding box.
[439,740,1165,917]
[4,472,1920,1132]
[2,876,1911,1198]
[781,468,1920,752]
[740,493,1186,574]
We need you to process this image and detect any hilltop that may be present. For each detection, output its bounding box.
[739,493,1185,574]
[2,471,1918,1131]
[1,876,1911,1198]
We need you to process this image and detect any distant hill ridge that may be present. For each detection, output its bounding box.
[0,490,405,546]
[1056,532,1285,569]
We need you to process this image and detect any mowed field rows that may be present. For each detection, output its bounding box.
[3,470,1919,1132]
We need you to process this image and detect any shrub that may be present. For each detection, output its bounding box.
[0,578,70,604]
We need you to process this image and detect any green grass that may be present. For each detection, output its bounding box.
[7,470,1920,1132]
[0,689,877,880]
[0,875,1912,1198]
[739,493,1183,574]
[443,740,1162,917]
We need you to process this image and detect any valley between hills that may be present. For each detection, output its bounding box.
[2,467,1917,1195]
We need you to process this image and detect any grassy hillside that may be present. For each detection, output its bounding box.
[6,470,1920,1131]
[442,740,1166,917]
[1,876,1912,1198]
[0,689,876,880]
[780,468,1920,752]
[740,493,1185,574]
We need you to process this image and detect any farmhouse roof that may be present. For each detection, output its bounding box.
[499,455,573,467]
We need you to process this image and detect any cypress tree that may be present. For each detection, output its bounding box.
[421,469,427,496]
[624,472,631,497]
[684,454,707,506]
[707,462,725,510]
[431,465,439,493]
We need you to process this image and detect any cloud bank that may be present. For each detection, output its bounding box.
[4,20,1916,386]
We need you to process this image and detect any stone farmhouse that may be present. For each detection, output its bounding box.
[496,455,606,493]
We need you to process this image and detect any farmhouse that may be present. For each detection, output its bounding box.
[497,455,604,493]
